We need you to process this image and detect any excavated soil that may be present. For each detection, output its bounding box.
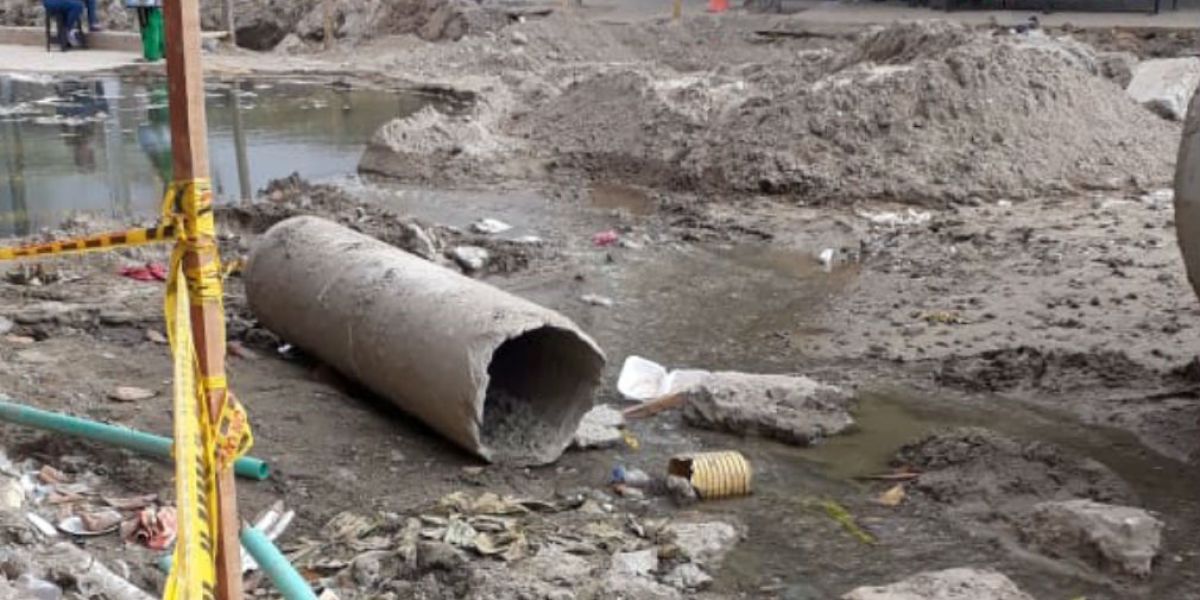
[361,19,1179,205]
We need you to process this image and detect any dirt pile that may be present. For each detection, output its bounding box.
[895,427,1132,513]
[365,20,1179,204]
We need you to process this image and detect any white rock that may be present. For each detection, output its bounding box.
[0,316,12,336]
[663,563,713,591]
[108,386,156,403]
[580,294,614,308]
[0,477,24,511]
[1023,499,1163,577]
[1127,57,1200,121]
[611,549,658,577]
[471,218,512,235]
[573,405,624,449]
[663,521,740,568]
[842,568,1035,600]
[450,246,490,272]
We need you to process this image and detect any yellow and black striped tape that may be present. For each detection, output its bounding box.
[0,223,175,261]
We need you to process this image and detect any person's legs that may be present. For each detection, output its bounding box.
[84,0,101,30]
[43,0,83,31]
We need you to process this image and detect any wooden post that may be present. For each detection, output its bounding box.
[162,1,243,599]
[323,0,334,50]
[222,0,237,46]
[673,0,682,19]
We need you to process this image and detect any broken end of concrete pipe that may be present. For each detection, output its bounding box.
[244,216,606,466]
[1176,88,1200,305]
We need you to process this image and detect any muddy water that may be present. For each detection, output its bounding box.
[0,73,443,237]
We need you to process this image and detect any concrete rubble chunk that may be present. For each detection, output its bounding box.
[662,520,740,568]
[611,549,658,577]
[1126,57,1200,121]
[450,246,490,272]
[598,571,681,600]
[663,563,713,591]
[680,372,854,446]
[842,568,1035,600]
[1021,499,1163,577]
[573,404,624,449]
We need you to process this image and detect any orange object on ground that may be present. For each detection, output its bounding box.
[708,0,729,12]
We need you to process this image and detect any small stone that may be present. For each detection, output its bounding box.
[666,475,698,505]
[145,329,168,344]
[450,246,490,272]
[573,405,624,449]
[0,478,24,511]
[611,549,658,576]
[0,317,12,336]
[471,218,512,235]
[462,466,484,476]
[4,335,34,345]
[842,568,1034,600]
[612,484,645,499]
[619,468,651,487]
[664,563,713,591]
[662,521,740,568]
[108,386,156,403]
[416,541,464,572]
[510,31,529,45]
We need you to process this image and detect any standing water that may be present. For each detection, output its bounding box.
[0,73,448,237]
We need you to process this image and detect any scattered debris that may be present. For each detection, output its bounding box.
[0,477,24,511]
[842,567,1035,600]
[117,263,167,283]
[876,485,906,507]
[820,500,877,545]
[1020,499,1163,578]
[121,506,177,550]
[611,549,658,576]
[471,218,513,235]
[450,245,490,272]
[592,230,619,247]
[858,208,933,227]
[616,356,710,403]
[661,520,741,568]
[680,372,855,446]
[580,294,614,308]
[663,562,712,591]
[667,452,752,500]
[573,405,625,450]
[57,509,123,537]
[107,386,156,403]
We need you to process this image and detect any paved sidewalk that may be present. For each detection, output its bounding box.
[0,44,142,73]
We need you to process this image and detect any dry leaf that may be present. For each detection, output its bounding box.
[877,484,906,507]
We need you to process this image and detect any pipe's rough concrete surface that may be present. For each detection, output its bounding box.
[1177,90,1200,304]
[245,216,606,465]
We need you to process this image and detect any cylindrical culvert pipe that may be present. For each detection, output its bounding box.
[244,216,606,465]
[1176,90,1200,303]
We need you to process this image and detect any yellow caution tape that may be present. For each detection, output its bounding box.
[161,179,253,600]
[0,223,175,261]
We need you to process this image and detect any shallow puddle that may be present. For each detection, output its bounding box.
[0,72,446,236]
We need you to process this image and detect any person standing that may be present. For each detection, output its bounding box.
[42,0,85,45]
[84,0,103,30]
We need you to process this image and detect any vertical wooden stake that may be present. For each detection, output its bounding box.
[323,0,335,51]
[222,0,236,46]
[673,0,683,19]
[162,1,243,599]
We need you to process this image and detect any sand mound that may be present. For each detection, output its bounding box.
[509,21,1179,204]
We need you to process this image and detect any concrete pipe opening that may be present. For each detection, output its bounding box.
[482,326,600,463]
[244,216,606,466]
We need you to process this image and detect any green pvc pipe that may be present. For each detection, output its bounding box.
[241,527,317,600]
[0,398,270,481]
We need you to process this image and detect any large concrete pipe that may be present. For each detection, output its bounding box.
[1177,90,1200,303]
[244,216,606,465]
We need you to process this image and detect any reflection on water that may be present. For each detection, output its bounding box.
[0,73,445,237]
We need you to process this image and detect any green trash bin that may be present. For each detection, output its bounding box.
[127,0,164,62]
[141,8,163,62]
